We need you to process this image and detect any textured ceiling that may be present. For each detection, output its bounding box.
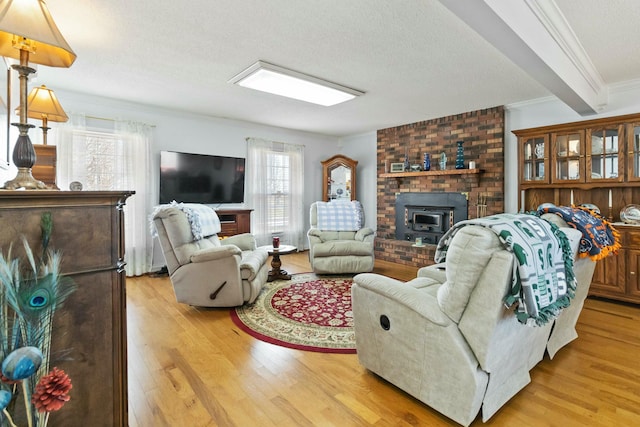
[557,0,640,84]
[31,0,640,137]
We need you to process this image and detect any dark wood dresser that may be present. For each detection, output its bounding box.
[0,191,133,426]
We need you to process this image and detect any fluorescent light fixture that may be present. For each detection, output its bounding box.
[229,61,364,106]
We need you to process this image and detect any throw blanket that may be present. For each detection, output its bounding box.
[316,200,363,231]
[151,201,221,240]
[435,213,576,326]
[536,205,620,261]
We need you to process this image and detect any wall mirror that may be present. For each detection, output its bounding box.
[321,154,358,201]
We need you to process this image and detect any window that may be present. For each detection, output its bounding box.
[246,138,305,248]
[266,152,290,233]
[65,130,126,190]
[57,115,153,276]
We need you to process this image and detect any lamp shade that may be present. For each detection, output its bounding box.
[0,0,76,68]
[23,84,68,122]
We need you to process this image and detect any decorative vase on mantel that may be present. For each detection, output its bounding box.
[423,153,431,171]
[439,152,447,170]
[455,140,465,169]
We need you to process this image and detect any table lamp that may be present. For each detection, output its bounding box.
[0,0,76,189]
[23,84,68,145]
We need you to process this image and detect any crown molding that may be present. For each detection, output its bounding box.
[524,0,606,96]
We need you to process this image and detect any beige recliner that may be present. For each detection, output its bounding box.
[307,201,375,274]
[352,219,594,426]
[152,204,269,307]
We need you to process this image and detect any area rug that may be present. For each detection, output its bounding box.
[230,272,356,353]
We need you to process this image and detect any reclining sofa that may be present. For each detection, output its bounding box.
[351,214,596,426]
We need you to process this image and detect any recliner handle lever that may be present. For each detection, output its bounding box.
[210,281,228,300]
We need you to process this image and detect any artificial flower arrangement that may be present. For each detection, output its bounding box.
[0,213,75,427]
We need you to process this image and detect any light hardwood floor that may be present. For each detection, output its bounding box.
[126,252,640,426]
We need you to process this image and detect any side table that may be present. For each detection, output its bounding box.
[260,244,297,282]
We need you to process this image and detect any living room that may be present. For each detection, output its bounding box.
[1,1,640,426]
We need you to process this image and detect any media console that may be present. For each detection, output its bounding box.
[216,208,252,236]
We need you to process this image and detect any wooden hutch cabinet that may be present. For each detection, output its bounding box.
[0,191,132,426]
[514,112,640,304]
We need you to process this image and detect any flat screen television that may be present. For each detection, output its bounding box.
[159,150,245,204]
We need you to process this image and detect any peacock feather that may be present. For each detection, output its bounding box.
[0,222,76,427]
[40,213,53,263]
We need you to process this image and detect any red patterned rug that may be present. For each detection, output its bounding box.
[230,273,356,353]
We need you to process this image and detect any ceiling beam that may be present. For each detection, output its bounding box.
[438,0,608,115]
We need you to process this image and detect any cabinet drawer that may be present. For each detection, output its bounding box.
[220,222,238,236]
[0,205,117,273]
[624,228,640,247]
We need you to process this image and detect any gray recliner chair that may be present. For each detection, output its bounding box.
[152,204,269,307]
[307,201,375,274]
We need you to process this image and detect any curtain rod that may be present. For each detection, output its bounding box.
[85,115,156,128]
[85,115,114,122]
[246,137,305,147]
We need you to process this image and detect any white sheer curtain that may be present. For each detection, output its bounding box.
[57,114,153,276]
[246,138,305,248]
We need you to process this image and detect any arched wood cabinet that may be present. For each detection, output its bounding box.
[321,154,358,201]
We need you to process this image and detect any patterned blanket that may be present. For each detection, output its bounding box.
[151,201,221,240]
[435,213,576,326]
[316,200,363,231]
[536,206,620,261]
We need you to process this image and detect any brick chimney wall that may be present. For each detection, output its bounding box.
[375,106,505,267]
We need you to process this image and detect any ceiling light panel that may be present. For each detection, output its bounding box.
[229,61,364,107]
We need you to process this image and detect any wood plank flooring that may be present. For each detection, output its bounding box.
[126,251,640,426]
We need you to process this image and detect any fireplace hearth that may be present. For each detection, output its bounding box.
[395,192,468,244]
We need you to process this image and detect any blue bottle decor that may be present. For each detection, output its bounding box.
[455,140,465,169]
[439,152,447,170]
[423,153,431,171]
[403,149,410,172]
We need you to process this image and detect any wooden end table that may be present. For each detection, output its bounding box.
[260,244,297,282]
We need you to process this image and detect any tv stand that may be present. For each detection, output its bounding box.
[216,208,252,237]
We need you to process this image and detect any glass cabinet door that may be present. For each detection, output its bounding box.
[328,165,352,200]
[521,135,548,183]
[587,125,623,182]
[552,131,584,183]
[628,124,640,182]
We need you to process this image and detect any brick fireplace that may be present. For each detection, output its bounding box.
[375,106,505,267]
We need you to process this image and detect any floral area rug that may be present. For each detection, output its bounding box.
[230,273,356,353]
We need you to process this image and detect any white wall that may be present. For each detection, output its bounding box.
[504,82,640,213]
[340,131,377,229]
